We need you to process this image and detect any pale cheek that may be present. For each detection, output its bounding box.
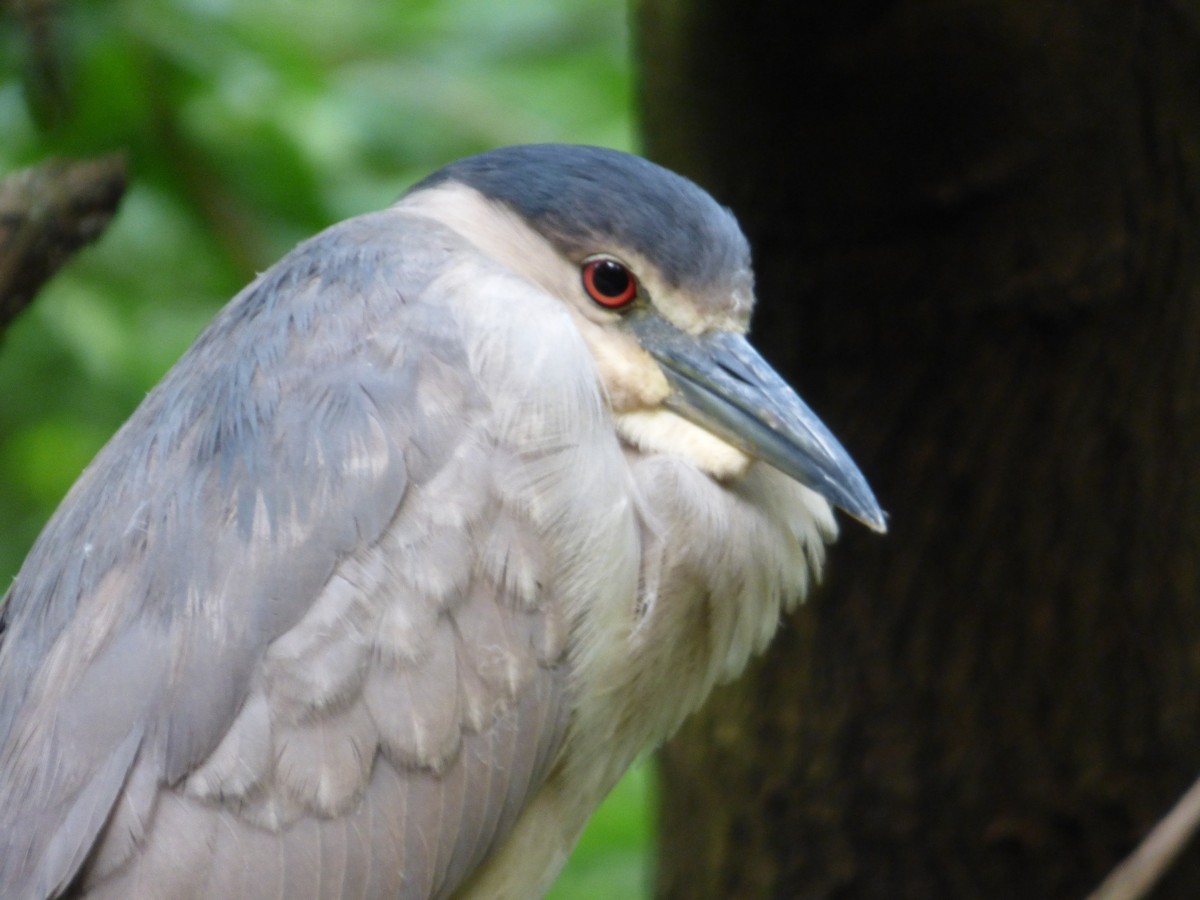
[583,330,671,413]
[615,409,752,480]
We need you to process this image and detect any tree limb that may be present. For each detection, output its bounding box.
[1089,773,1200,900]
[0,154,127,336]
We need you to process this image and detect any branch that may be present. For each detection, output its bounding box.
[0,154,127,336]
[1088,772,1200,900]
[7,0,72,126]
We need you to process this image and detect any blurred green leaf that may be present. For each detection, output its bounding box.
[549,761,657,900]
[0,1,645,895]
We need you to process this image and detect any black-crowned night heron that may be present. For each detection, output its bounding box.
[0,144,884,898]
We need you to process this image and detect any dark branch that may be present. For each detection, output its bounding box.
[0,154,127,336]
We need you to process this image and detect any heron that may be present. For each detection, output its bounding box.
[0,144,884,898]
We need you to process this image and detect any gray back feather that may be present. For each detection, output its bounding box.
[0,208,579,898]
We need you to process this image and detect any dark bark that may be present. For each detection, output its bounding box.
[639,2,1200,897]
[0,155,127,336]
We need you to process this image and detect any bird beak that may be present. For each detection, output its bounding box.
[627,314,887,533]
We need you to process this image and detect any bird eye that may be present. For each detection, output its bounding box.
[582,257,638,309]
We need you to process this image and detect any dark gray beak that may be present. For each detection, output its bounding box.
[627,314,886,533]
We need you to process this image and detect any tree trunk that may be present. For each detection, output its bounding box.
[638,2,1200,897]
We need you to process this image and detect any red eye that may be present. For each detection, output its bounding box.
[582,258,638,309]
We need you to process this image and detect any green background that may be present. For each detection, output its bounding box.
[0,1,653,896]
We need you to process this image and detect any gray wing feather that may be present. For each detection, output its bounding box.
[0,209,579,898]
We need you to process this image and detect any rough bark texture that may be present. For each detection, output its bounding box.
[639,2,1200,897]
[0,155,127,336]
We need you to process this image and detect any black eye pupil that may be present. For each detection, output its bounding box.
[592,260,630,297]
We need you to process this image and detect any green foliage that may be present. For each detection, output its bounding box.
[0,1,647,895]
[0,0,633,575]
[549,760,657,900]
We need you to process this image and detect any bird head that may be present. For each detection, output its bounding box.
[401,144,885,533]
